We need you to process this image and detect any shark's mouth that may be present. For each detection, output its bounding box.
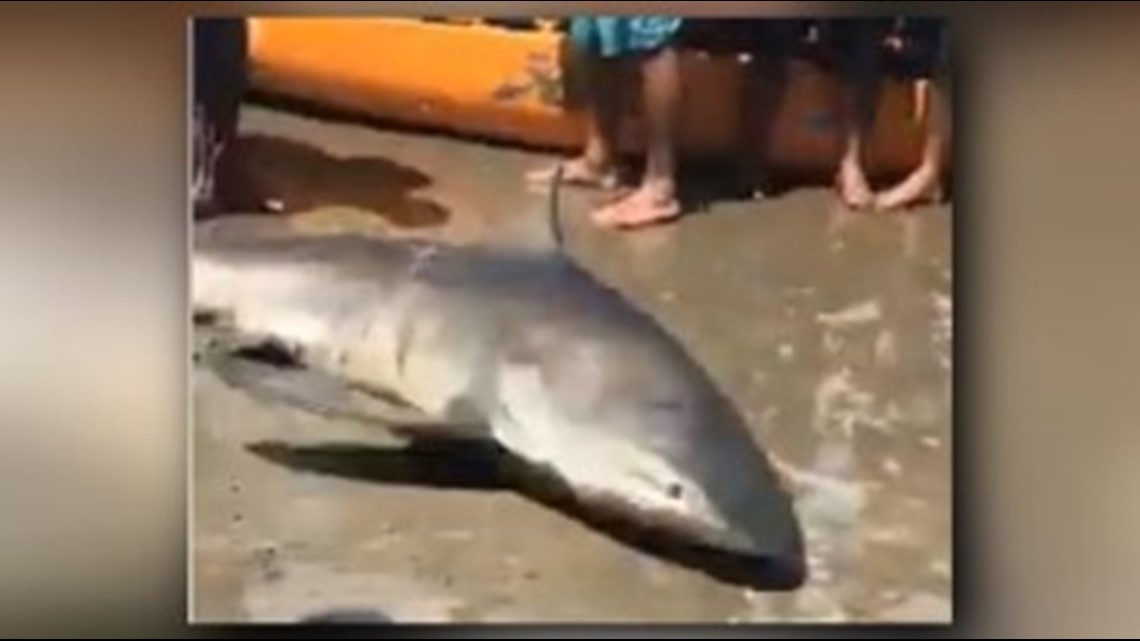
[493,446,741,550]
[496,450,805,589]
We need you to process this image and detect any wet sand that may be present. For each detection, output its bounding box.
[191,104,952,623]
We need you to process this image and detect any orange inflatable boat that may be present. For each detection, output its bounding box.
[247,17,943,181]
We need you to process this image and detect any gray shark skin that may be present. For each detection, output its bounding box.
[192,181,805,588]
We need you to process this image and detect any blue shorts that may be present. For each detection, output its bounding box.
[569,17,684,59]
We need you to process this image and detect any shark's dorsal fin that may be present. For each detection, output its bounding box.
[487,163,569,258]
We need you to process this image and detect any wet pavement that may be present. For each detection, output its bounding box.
[191,104,952,623]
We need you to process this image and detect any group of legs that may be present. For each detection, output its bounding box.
[528,17,950,231]
[191,17,949,225]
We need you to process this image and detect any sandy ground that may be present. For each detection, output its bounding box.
[190,104,952,624]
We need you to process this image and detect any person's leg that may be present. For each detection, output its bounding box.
[873,79,946,210]
[192,18,248,216]
[833,19,885,210]
[528,19,622,189]
[592,43,683,228]
[874,20,950,211]
[191,17,278,216]
[527,60,624,188]
[191,104,220,216]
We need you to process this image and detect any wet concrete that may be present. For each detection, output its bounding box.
[191,104,952,623]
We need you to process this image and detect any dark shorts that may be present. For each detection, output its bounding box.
[678,19,813,58]
[890,18,949,80]
[191,18,247,211]
[192,17,248,137]
[820,17,948,80]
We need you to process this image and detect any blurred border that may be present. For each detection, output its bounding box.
[0,1,1137,637]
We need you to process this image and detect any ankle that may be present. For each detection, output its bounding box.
[839,153,864,173]
[581,150,616,173]
[639,177,677,201]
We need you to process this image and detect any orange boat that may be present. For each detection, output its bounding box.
[248,17,944,181]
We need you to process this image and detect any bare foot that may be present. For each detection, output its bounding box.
[836,157,874,210]
[591,183,682,230]
[526,156,620,190]
[874,162,942,212]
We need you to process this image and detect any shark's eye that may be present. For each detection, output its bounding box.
[667,483,684,500]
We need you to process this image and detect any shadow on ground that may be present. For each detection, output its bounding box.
[247,439,807,593]
[216,134,451,229]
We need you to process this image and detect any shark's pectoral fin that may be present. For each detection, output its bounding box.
[198,348,490,442]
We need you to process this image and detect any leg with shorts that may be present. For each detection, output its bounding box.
[873,19,950,211]
[192,18,248,216]
[527,17,627,191]
[828,18,892,210]
[530,17,686,229]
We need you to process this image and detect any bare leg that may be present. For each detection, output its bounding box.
[528,54,622,189]
[874,80,946,211]
[593,46,683,229]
